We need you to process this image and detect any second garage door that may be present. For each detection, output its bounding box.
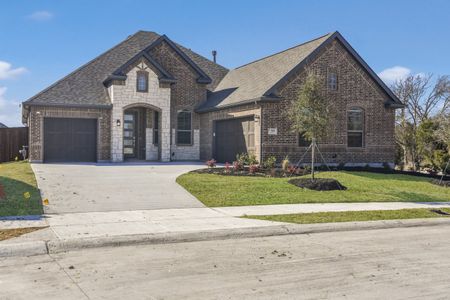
[44,118,97,162]
[214,117,255,163]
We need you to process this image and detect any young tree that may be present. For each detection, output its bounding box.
[287,70,332,180]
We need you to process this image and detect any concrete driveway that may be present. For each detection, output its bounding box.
[31,162,205,214]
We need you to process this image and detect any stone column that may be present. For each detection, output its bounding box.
[111,107,124,162]
[160,108,171,162]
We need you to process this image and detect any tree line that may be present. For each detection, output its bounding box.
[393,74,450,173]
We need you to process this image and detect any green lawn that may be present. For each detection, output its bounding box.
[0,161,43,216]
[176,171,450,207]
[244,208,450,224]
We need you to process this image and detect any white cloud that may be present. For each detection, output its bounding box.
[0,86,22,127]
[0,61,28,80]
[378,66,411,85]
[27,10,53,21]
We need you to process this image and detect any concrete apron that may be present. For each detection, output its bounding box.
[3,217,450,258]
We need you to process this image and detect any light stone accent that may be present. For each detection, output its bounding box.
[171,129,200,160]
[109,62,171,162]
[145,128,158,160]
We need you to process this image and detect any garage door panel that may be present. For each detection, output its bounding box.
[215,117,255,163]
[44,118,97,162]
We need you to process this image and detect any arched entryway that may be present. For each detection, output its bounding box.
[123,103,161,161]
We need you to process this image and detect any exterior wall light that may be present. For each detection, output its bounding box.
[116,119,121,127]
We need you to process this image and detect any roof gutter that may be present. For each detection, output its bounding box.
[384,101,405,109]
[22,102,113,109]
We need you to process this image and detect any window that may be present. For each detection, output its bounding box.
[177,111,192,145]
[298,132,310,147]
[347,108,364,147]
[153,111,159,145]
[327,72,337,90]
[136,71,148,92]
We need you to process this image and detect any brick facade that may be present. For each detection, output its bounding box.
[260,39,396,166]
[149,41,206,161]
[27,105,111,162]
[24,33,397,166]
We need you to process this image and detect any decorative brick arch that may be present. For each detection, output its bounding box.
[122,102,162,112]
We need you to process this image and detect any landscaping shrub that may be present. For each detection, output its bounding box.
[236,152,259,166]
[247,154,259,165]
[249,164,260,174]
[262,156,277,170]
[233,161,243,171]
[287,165,298,175]
[206,159,216,168]
[281,156,290,171]
[224,162,231,173]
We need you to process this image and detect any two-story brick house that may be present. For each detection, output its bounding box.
[22,31,403,165]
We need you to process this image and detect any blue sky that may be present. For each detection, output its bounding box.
[0,0,449,126]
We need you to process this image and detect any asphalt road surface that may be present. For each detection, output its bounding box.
[1,225,450,299]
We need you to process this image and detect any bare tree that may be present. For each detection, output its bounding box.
[392,74,450,170]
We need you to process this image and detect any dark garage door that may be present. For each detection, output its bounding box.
[44,118,97,162]
[214,117,255,163]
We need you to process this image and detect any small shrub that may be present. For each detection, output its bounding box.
[236,153,249,166]
[263,156,277,170]
[247,154,259,165]
[287,165,298,175]
[236,152,259,166]
[206,159,216,168]
[224,162,231,173]
[281,156,290,171]
[233,161,243,171]
[249,164,260,174]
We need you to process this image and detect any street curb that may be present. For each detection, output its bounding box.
[2,218,450,257]
[0,241,47,257]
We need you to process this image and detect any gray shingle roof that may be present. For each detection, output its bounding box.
[24,31,228,106]
[196,33,332,112]
[197,31,402,112]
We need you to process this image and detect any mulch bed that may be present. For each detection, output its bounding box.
[288,178,347,191]
[191,167,307,178]
[0,227,47,241]
[431,179,450,187]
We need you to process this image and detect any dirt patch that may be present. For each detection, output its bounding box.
[288,178,347,191]
[0,227,47,241]
[192,167,307,178]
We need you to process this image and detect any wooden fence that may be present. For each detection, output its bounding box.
[0,127,28,162]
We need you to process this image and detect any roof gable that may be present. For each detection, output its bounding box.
[23,31,228,107]
[104,52,176,86]
[197,33,332,112]
[197,31,402,112]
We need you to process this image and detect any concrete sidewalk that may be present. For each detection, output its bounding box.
[2,202,450,257]
[1,208,284,243]
[213,201,450,216]
[2,201,450,231]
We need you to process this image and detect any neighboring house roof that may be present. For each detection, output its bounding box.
[196,31,403,112]
[23,31,228,107]
[0,122,7,128]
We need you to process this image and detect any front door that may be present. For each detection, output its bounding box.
[123,112,137,158]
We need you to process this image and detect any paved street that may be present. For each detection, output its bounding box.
[2,225,450,299]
